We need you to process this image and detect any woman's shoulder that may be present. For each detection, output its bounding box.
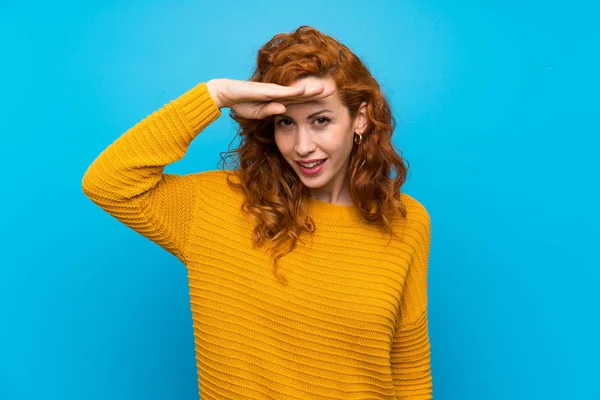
[398,192,431,232]
[400,192,429,216]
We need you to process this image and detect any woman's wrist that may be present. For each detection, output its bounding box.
[206,78,225,109]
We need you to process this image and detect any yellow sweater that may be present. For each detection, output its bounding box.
[82,82,433,399]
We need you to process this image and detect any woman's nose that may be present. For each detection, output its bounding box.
[293,127,316,155]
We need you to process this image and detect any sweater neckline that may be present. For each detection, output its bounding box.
[308,197,361,221]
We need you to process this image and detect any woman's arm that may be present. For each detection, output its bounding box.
[81,77,335,264]
[391,202,433,399]
[81,82,221,264]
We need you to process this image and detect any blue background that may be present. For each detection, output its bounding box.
[1,0,598,399]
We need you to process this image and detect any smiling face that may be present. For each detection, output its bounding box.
[273,76,367,204]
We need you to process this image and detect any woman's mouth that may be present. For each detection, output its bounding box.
[297,159,327,176]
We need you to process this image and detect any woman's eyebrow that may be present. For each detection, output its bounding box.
[277,109,334,120]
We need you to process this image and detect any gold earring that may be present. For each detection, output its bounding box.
[354,132,363,144]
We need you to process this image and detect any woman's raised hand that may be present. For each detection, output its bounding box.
[206,78,335,119]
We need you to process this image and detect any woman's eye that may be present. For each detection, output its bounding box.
[276,117,330,127]
[276,119,292,127]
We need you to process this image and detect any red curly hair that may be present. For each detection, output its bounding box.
[217,25,410,284]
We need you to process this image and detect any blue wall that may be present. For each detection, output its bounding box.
[1,1,598,399]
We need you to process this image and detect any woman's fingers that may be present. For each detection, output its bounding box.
[260,102,286,118]
[279,85,336,105]
[261,83,307,99]
[228,80,336,119]
[242,81,335,103]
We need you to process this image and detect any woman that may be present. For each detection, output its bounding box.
[82,25,433,399]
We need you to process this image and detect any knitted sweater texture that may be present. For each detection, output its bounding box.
[81,81,433,399]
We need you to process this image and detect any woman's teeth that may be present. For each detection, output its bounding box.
[299,160,325,168]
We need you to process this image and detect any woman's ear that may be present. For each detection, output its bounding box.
[354,101,368,133]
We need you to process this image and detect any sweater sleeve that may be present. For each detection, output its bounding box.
[391,204,433,399]
[81,82,221,264]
